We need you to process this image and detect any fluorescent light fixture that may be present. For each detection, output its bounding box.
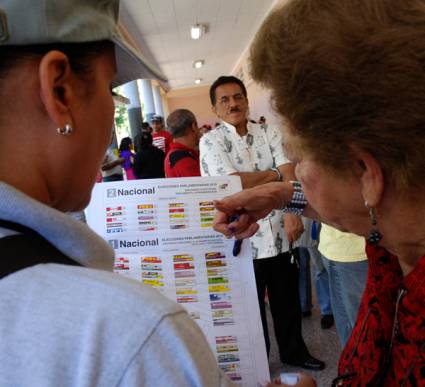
[193,60,204,69]
[190,24,203,40]
[194,78,202,84]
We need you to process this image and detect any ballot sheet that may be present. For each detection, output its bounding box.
[86,176,270,386]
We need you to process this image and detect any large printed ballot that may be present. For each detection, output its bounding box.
[86,176,270,386]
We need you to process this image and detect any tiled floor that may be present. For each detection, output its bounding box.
[267,306,342,387]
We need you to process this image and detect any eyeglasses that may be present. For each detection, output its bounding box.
[218,93,246,106]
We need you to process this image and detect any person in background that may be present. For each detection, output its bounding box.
[298,222,334,330]
[101,146,124,182]
[200,75,325,371]
[200,124,212,137]
[118,137,135,180]
[213,0,425,385]
[142,121,152,133]
[151,115,172,154]
[134,122,152,152]
[133,131,165,179]
[318,224,367,346]
[0,1,233,386]
[164,109,201,178]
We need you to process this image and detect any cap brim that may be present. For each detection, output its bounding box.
[112,36,167,87]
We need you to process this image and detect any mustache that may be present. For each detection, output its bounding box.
[229,107,241,113]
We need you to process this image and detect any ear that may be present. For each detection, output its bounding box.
[38,50,75,129]
[211,104,218,117]
[351,145,384,207]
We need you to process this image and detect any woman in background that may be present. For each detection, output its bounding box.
[118,136,135,180]
[133,131,165,179]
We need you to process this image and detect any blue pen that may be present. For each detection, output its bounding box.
[229,215,243,257]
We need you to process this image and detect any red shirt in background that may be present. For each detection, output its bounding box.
[164,142,200,178]
[152,130,172,154]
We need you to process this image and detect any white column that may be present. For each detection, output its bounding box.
[153,85,164,118]
[140,79,156,122]
[121,80,143,140]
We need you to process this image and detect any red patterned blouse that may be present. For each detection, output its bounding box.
[335,244,425,386]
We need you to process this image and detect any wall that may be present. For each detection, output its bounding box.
[165,86,218,127]
[164,81,280,128]
[226,0,286,127]
[232,43,282,127]
[164,0,285,128]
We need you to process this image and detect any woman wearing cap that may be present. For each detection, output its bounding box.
[0,1,232,386]
[214,0,425,386]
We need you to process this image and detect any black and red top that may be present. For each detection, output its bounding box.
[164,142,200,178]
[336,244,425,386]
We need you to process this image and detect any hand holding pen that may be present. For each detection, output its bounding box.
[229,215,243,256]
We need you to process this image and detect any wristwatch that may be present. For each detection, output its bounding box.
[282,181,307,215]
[270,167,282,181]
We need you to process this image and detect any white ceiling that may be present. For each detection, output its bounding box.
[121,0,277,90]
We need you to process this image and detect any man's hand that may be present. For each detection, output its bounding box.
[213,182,292,239]
[283,214,304,243]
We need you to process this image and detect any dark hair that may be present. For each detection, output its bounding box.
[166,109,196,138]
[141,122,151,130]
[119,137,132,152]
[250,0,425,194]
[209,76,247,105]
[151,115,163,124]
[136,132,153,149]
[0,40,114,81]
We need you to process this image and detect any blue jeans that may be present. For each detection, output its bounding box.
[298,248,312,313]
[298,247,332,316]
[322,256,368,347]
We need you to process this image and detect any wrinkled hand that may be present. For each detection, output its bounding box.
[283,214,304,244]
[213,182,290,240]
[263,374,317,387]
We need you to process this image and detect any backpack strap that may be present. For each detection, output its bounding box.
[0,219,82,280]
[168,150,196,168]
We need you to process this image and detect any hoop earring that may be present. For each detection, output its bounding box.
[365,201,382,245]
[57,124,73,136]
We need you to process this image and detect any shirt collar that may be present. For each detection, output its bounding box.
[221,120,253,136]
[169,142,199,154]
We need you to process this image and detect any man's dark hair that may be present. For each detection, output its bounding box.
[166,109,196,138]
[209,76,247,105]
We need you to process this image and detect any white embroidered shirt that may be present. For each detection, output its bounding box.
[200,121,314,259]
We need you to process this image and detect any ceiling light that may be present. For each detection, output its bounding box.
[193,60,204,69]
[194,78,202,85]
[190,24,204,40]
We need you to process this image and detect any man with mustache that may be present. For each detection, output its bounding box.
[199,76,325,371]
